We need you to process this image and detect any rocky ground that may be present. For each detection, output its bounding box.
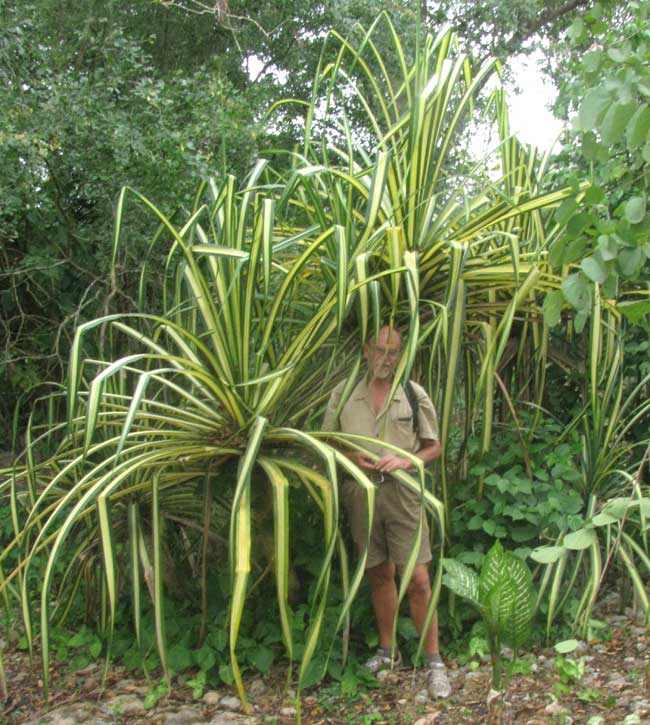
[2,599,649,725]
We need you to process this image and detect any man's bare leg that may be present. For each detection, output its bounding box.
[404,563,451,697]
[405,563,438,655]
[366,561,397,650]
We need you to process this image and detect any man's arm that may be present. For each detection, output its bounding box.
[375,437,440,473]
[376,382,441,473]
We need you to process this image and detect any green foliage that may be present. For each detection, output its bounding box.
[555,654,584,685]
[2,6,649,716]
[547,1,650,326]
[443,541,536,689]
[452,418,584,558]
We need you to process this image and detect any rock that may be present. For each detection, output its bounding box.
[623,714,641,725]
[202,690,222,706]
[574,640,589,655]
[248,678,267,698]
[101,694,145,716]
[413,714,441,725]
[598,590,622,610]
[74,661,99,674]
[25,704,110,725]
[414,689,429,705]
[545,701,568,716]
[632,700,650,715]
[164,706,206,724]
[209,716,258,725]
[220,695,242,712]
[119,678,149,696]
[280,706,297,717]
[486,689,501,707]
[606,673,629,690]
[608,614,629,625]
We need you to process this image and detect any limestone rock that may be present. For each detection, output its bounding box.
[220,695,242,712]
[202,690,221,706]
[26,704,110,725]
[248,678,267,699]
[544,701,568,716]
[414,689,429,705]
[164,705,206,724]
[101,693,145,716]
[413,713,441,725]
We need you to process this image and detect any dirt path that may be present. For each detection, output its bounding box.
[2,604,649,724]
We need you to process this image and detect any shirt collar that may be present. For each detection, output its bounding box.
[351,375,404,402]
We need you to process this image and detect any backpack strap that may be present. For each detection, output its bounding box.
[404,380,420,436]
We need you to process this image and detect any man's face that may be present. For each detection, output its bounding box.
[364,328,401,380]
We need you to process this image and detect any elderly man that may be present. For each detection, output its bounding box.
[322,325,451,698]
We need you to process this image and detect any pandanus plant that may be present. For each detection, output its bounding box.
[271,15,575,515]
[0,168,444,716]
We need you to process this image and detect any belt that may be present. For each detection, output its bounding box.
[367,472,394,484]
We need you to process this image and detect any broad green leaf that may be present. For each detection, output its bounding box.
[581,132,600,162]
[597,234,618,261]
[530,546,566,564]
[607,47,630,63]
[582,51,602,73]
[619,247,643,276]
[592,512,617,526]
[626,105,650,149]
[562,272,592,311]
[548,238,566,268]
[563,528,597,550]
[555,639,580,654]
[578,87,610,131]
[442,559,479,605]
[567,19,585,44]
[543,290,564,328]
[602,498,631,519]
[600,102,636,145]
[584,185,605,205]
[618,300,650,326]
[581,254,608,283]
[643,142,650,163]
[555,198,577,225]
[624,196,646,224]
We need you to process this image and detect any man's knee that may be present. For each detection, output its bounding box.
[367,561,395,587]
[406,565,431,598]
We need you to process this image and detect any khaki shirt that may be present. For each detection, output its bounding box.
[322,377,439,458]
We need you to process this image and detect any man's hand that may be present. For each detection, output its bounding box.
[347,451,376,470]
[375,454,413,473]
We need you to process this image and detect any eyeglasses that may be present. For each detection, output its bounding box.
[373,346,401,358]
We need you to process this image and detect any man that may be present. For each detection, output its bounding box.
[322,325,451,698]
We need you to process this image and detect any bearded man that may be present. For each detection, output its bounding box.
[322,325,451,698]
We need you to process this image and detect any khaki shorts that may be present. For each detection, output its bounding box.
[342,477,432,570]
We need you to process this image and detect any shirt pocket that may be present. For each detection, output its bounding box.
[389,399,416,448]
